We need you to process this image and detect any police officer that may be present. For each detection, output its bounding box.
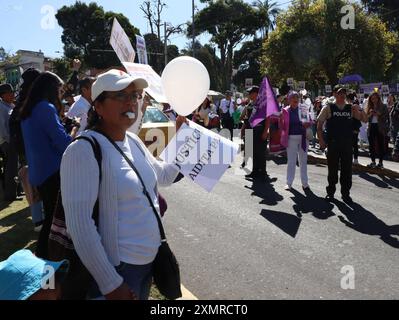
[317,85,367,204]
[245,86,269,179]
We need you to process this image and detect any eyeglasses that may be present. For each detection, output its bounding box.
[105,91,142,104]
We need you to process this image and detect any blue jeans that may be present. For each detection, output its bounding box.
[90,262,153,300]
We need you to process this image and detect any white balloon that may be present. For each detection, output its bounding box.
[161,56,210,116]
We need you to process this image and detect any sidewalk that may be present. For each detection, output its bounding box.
[307,145,399,178]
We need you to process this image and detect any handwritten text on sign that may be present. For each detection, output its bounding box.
[160,121,239,192]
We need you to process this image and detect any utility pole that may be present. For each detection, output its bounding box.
[164,22,168,67]
[192,0,195,58]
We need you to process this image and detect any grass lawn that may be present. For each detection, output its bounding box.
[0,194,165,299]
[0,197,37,261]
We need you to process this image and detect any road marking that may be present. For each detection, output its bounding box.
[178,284,198,300]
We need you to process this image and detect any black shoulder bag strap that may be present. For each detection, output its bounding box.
[96,132,167,242]
[73,135,102,225]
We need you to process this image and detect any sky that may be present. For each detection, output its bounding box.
[0,0,292,59]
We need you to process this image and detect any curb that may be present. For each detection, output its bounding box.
[307,154,399,178]
[177,285,198,300]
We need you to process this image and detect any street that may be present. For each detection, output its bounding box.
[161,154,399,299]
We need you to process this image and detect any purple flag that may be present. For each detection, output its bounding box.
[250,76,279,128]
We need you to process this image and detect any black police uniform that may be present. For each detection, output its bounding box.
[220,99,234,140]
[252,119,267,176]
[326,103,354,197]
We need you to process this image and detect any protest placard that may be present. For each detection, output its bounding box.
[160,121,240,192]
[245,78,253,89]
[110,18,136,63]
[297,81,306,91]
[123,62,167,103]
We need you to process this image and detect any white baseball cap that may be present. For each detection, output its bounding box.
[91,69,148,101]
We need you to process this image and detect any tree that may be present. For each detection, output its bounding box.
[140,1,183,74]
[188,0,263,90]
[182,41,223,91]
[233,38,263,90]
[261,0,399,90]
[361,0,399,32]
[52,58,73,81]
[252,0,281,39]
[56,2,140,69]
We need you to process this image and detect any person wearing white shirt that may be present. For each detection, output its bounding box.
[61,70,186,300]
[66,77,95,133]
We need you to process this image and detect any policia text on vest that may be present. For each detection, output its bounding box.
[317,103,367,200]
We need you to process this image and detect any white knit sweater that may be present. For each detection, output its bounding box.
[60,130,179,295]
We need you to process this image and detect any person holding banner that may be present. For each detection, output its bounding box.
[60,70,185,300]
[280,92,312,191]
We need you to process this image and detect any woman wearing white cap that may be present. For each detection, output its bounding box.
[60,69,185,300]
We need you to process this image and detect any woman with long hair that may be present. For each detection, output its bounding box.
[365,91,389,168]
[20,72,79,259]
[10,68,44,232]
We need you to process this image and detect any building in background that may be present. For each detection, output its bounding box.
[0,49,54,89]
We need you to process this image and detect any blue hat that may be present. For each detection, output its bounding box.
[0,250,69,300]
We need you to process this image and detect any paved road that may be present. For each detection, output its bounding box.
[161,154,399,299]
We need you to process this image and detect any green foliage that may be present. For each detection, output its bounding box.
[182,42,223,91]
[362,0,399,32]
[52,58,73,82]
[261,0,399,90]
[56,1,140,69]
[233,38,263,89]
[188,0,263,90]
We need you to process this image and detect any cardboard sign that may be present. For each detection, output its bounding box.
[136,35,148,65]
[122,62,167,103]
[382,85,390,94]
[299,104,311,123]
[287,78,294,86]
[245,78,253,89]
[325,85,332,93]
[160,121,240,192]
[110,18,136,63]
[297,81,306,91]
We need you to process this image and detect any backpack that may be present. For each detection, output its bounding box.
[48,136,102,300]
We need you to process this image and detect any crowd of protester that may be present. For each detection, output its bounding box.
[1,62,399,300]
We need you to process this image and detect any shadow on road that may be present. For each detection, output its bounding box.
[357,172,399,189]
[289,188,335,220]
[334,200,399,249]
[0,200,12,212]
[0,207,37,260]
[244,176,284,206]
[260,209,301,238]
